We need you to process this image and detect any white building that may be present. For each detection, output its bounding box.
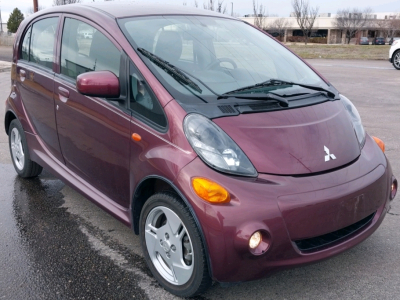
[239,12,400,44]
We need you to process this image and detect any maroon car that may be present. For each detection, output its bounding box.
[4,3,397,297]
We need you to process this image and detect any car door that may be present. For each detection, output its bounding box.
[16,16,64,163]
[54,16,131,207]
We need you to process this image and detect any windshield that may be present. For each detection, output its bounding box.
[119,16,329,103]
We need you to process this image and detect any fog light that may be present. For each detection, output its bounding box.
[391,177,397,200]
[249,231,262,249]
[192,178,230,204]
[372,136,385,152]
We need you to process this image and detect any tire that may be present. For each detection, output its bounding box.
[9,119,43,178]
[393,50,400,70]
[139,192,212,297]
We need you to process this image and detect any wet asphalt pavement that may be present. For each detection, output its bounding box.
[1,60,400,300]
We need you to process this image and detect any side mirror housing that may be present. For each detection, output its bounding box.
[76,71,120,98]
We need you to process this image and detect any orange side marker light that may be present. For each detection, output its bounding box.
[372,136,385,153]
[131,133,142,142]
[192,177,230,204]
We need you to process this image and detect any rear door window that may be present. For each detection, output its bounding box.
[29,17,59,69]
[60,18,121,79]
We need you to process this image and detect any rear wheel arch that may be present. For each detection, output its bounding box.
[4,110,17,135]
[131,175,213,278]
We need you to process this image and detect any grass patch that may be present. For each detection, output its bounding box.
[286,44,390,60]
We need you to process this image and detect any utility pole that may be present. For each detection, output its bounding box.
[0,8,3,34]
[0,0,3,33]
[231,2,233,16]
[33,0,39,12]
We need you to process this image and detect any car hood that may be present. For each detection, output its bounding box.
[213,100,361,175]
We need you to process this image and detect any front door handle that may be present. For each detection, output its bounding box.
[58,86,70,103]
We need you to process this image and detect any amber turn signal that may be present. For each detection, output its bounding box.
[192,178,230,204]
[131,133,142,142]
[372,136,385,153]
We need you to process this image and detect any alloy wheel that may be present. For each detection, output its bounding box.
[394,52,400,69]
[10,128,25,170]
[144,206,194,285]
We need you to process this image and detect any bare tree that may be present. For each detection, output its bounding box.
[53,0,81,6]
[291,0,319,44]
[194,0,199,7]
[253,0,267,29]
[334,8,372,44]
[389,16,400,38]
[374,14,400,39]
[216,1,227,13]
[267,18,291,38]
[27,5,45,15]
[203,0,226,13]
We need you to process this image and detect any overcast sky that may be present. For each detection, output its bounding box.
[1,0,400,23]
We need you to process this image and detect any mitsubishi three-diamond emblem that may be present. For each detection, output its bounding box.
[324,146,336,162]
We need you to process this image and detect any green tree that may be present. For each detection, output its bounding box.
[7,8,25,33]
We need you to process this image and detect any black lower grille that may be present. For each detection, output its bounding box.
[294,212,376,252]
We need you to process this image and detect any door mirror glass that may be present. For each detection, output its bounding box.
[76,71,120,98]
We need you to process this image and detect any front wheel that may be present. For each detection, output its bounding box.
[139,193,212,297]
[393,50,400,70]
[9,119,43,178]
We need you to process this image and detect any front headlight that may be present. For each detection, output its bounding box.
[340,95,366,147]
[184,114,257,177]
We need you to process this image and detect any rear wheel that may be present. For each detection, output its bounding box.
[393,50,400,70]
[139,193,211,297]
[9,119,43,178]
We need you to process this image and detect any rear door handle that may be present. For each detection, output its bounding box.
[19,69,26,81]
[58,86,70,103]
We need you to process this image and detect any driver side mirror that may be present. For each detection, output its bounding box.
[76,71,120,98]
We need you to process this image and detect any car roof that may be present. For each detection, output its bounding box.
[32,2,236,20]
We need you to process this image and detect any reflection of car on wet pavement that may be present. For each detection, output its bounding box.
[4,3,398,298]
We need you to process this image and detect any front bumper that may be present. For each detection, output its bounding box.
[174,135,393,282]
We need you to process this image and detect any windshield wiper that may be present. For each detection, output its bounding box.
[222,78,339,99]
[137,48,202,93]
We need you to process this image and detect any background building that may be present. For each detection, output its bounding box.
[240,12,400,44]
